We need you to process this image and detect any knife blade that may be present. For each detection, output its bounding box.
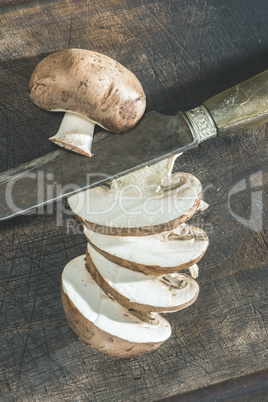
[0,70,267,221]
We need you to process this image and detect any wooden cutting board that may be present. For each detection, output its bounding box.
[0,1,267,400]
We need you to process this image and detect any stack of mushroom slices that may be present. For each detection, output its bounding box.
[29,49,146,157]
[62,155,209,357]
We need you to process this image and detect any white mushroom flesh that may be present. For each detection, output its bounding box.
[87,243,199,311]
[111,154,180,195]
[68,168,201,231]
[84,223,208,269]
[62,255,171,343]
[198,200,209,211]
[188,264,199,279]
[49,112,95,157]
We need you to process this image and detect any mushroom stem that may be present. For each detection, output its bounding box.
[189,264,199,279]
[49,112,95,157]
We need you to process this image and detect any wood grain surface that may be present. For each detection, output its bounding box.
[0,0,267,401]
[160,369,268,401]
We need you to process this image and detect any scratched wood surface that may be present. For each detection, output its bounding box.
[0,0,268,400]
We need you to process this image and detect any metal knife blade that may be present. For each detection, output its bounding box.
[0,111,197,221]
[1,69,267,221]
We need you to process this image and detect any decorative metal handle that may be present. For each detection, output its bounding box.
[184,70,268,141]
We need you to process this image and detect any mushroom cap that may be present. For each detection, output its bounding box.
[29,49,146,133]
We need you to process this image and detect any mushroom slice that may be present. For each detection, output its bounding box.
[110,153,181,195]
[86,243,200,313]
[29,49,146,157]
[61,255,171,357]
[68,158,202,236]
[84,224,208,275]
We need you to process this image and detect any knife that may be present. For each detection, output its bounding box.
[1,70,267,221]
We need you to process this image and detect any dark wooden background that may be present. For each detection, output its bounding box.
[0,0,267,400]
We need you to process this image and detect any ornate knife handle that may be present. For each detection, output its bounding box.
[183,70,268,142]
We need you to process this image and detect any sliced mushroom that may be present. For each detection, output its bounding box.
[61,255,171,357]
[86,243,200,312]
[85,223,208,275]
[29,49,146,157]
[110,153,180,196]
[68,157,202,235]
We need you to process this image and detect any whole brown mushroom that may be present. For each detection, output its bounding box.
[29,49,146,157]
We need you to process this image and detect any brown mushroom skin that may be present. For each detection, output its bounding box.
[85,251,200,313]
[86,226,208,276]
[61,285,169,357]
[29,49,146,134]
[74,187,202,237]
